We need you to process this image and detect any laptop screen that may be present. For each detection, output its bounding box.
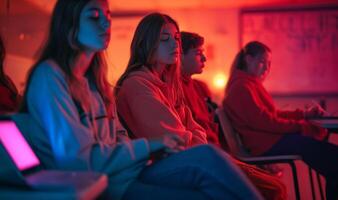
[0,120,40,171]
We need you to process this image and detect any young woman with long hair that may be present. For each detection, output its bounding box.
[115,13,207,146]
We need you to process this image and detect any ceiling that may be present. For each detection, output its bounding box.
[0,0,336,58]
[1,0,336,15]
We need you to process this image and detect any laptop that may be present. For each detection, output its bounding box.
[0,119,108,198]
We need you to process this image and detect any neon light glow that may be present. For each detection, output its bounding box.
[212,73,227,89]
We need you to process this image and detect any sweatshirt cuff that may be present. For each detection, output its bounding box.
[129,138,151,161]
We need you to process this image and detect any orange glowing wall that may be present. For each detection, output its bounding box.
[1,0,337,104]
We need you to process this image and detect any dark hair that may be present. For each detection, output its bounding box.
[180,31,204,54]
[231,41,271,73]
[0,33,6,81]
[22,0,113,114]
[115,12,184,105]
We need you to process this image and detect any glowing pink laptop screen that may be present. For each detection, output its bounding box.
[0,121,40,171]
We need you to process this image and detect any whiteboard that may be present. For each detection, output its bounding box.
[240,6,338,95]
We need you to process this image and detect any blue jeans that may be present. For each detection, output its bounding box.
[123,145,263,200]
[262,134,338,200]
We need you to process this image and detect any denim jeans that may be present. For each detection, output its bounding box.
[123,145,263,200]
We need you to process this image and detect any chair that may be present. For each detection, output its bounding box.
[215,107,320,200]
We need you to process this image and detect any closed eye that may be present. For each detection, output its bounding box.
[160,33,180,42]
[87,8,111,21]
[88,9,100,19]
[160,33,170,41]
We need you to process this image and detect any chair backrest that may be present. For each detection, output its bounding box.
[215,107,250,157]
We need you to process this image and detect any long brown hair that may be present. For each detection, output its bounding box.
[115,12,185,106]
[22,0,114,115]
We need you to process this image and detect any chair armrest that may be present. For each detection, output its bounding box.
[238,155,302,165]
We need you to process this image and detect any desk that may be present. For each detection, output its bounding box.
[0,173,108,200]
[0,188,95,200]
[310,119,338,129]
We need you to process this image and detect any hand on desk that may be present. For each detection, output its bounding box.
[304,104,326,119]
[301,121,328,141]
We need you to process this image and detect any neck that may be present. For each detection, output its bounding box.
[152,63,167,80]
[72,51,95,79]
[181,68,192,78]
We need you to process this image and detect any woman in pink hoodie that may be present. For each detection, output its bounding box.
[115,13,207,147]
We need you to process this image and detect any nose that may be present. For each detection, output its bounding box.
[171,37,179,49]
[202,53,207,62]
[101,14,111,30]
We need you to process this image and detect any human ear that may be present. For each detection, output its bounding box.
[244,55,254,68]
[244,54,253,66]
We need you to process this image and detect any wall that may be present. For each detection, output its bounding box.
[1,1,337,105]
[241,6,338,95]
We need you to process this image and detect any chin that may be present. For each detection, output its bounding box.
[93,46,107,52]
[194,68,203,74]
[167,58,178,65]
[96,38,110,49]
[84,43,108,52]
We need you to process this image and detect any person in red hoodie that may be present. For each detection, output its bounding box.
[223,41,338,199]
[0,34,21,114]
[180,31,220,146]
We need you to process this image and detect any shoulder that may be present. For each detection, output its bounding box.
[193,79,208,89]
[28,60,69,96]
[228,77,255,91]
[32,60,66,82]
[192,79,211,94]
[225,78,259,102]
[121,70,160,95]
